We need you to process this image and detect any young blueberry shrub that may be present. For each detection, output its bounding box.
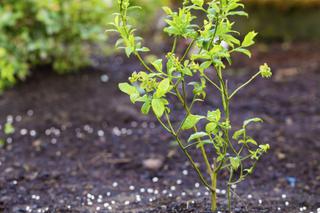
[109,0,272,211]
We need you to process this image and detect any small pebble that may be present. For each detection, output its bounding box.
[27,110,34,116]
[247,194,253,199]
[20,129,28,136]
[97,130,104,137]
[152,177,159,183]
[130,121,138,128]
[100,74,109,82]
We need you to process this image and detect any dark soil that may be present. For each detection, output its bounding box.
[0,42,319,213]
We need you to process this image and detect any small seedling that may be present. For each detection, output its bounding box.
[109,0,272,211]
[0,122,15,148]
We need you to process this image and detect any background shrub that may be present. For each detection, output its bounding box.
[0,0,166,92]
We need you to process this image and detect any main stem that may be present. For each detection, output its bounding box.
[211,168,218,212]
[216,66,233,212]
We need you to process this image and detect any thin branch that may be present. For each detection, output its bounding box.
[229,71,261,100]
[180,39,195,62]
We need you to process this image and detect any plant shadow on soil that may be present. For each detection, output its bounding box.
[0,42,319,213]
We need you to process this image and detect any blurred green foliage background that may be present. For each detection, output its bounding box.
[0,0,166,92]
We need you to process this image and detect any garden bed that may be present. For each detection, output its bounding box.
[0,42,319,213]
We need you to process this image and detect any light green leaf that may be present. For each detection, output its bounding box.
[181,114,205,130]
[191,0,204,7]
[151,59,163,72]
[141,100,151,115]
[232,129,244,140]
[228,11,248,17]
[242,31,257,47]
[234,48,252,58]
[205,122,218,134]
[0,139,5,148]
[200,61,212,70]
[230,157,241,170]
[207,109,221,122]
[188,132,208,142]
[155,78,170,98]
[118,83,138,96]
[4,123,15,135]
[152,98,165,118]
[243,117,263,127]
[246,137,258,146]
[196,139,213,148]
[162,6,172,15]
[125,46,134,57]
[259,144,270,152]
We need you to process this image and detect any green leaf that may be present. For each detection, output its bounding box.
[228,11,248,17]
[125,46,134,57]
[181,114,205,130]
[151,98,165,118]
[207,109,221,122]
[191,0,204,7]
[118,83,138,96]
[245,167,254,174]
[205,122,218,134]
[141,100,151,115]
[242,31,257,47]
[0,139,5,148]
[234,48,252,58]
[4,123,15,135]
[243,117,263,127]
[155,78,170,98]
[230,157,241,170]
[246,137,258,146]
[196,139,213,148]
[151,59,163,72]
[232,129,244,140]
[188,132,208,142]
[162,6,172,15]
[200,61,212,70]
[259,144,270,152]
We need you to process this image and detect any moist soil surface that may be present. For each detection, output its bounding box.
[0,42,319,213]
